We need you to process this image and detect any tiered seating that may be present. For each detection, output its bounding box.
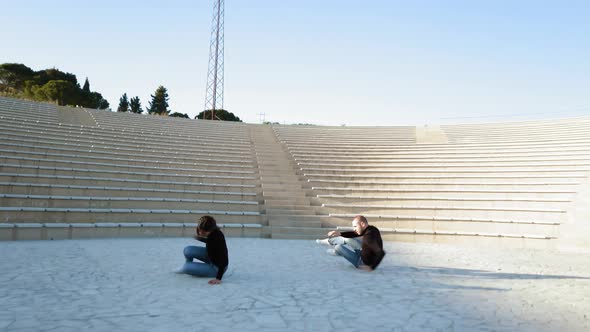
[273,123,590,249]
[0,96,59,123]
[0,97,262,240]
[441,117,590,143]
[3,96,590,249]
[273,125,416,146]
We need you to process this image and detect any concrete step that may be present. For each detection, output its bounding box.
[268,218,322,228]
[380,232,556,250]
[258,172,300,178]
[0,195,260,212]
[0,156,257,176]
[0,164,258,185]
[314,196,570,210]
[308,187,577,200]
[262,192,306,198]
[256,161,296,166]
[259,179,302,186]
[264,198,311,207]
[261,183,302,190]
[0,183,259,200]
[262,214,349,228]
[322,205,567,223]
[265,208,317,216]
[268,226,330,239]
[0,209,261,224]
[369,218,559,238]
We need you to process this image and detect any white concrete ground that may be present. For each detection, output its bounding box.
[0,237,589,332]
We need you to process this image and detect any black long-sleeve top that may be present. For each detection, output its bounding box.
[196,228,229,280]
[340,225,385,270]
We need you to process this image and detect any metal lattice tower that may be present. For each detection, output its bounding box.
[204,0,225,120]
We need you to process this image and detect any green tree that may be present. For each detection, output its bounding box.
[129,96,142,114]
[34,80,76,106]
[23,80,39,99]
[82,77,90,93]
[146,85,170,115]
[196,109,242,122]
[89,91,109,109]
[34,68,78,87]
[1,62,109,110]
[0,63,35,90]
[117,93,130,112]
[33,80,77,105]
[169,112,189,118]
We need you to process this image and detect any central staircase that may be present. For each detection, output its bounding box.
[250,125,329,239]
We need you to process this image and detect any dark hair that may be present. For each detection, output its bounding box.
[197,215,218,232]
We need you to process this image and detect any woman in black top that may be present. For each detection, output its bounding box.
[178,215,229,285]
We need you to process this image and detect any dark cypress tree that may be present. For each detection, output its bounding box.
[146,85,170,115]
[129,96,143,114]
[117,93,130,112]
[82,77,90,93]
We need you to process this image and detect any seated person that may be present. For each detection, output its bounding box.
[319,215,385,271]
[316,218,362,250]
[176,215,229,285]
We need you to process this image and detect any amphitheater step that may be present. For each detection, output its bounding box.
[268,226,330,239]
[265,208,318,216]
[368,218,559,238]
[379,232,557,250]
[262,191,307,198]
[0,222,263,241]
[268,217,322,228]
[264,198,311,207]
[0,208,261,224]
[265,214,350,228]
[0,183,258,201]
[261,184,303,191]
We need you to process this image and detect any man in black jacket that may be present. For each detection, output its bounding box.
[325,215,385,271]
[178,215,229,285]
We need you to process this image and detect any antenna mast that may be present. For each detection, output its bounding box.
[204,0,225,120]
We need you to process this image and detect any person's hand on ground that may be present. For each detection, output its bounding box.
[208,279,222,285]
[327,230,340,237]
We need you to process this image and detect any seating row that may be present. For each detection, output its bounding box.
[0,222,263,241]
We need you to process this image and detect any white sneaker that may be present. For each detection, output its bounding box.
[173,266,185,274]
[326,248,338,256]
[316,238,331,246]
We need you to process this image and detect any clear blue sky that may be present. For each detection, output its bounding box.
[2,0,589,125]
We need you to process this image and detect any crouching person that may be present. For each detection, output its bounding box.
[177,215,228,285]
[325,215,385,271]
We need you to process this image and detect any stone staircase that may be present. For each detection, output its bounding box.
[415,124,449,144]
[250,125,328,239]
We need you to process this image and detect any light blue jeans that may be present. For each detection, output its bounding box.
[182,246,222,278]
[328,237,362,250]
[335,243,362,268]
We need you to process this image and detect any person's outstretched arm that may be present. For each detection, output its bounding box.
[207,230,229,285]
